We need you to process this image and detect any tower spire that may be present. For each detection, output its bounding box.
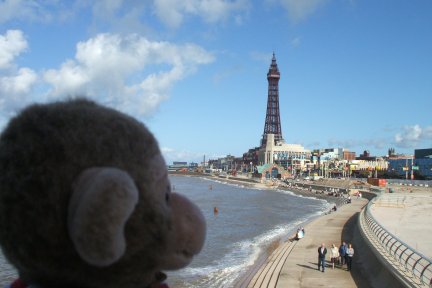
[261,53,283,147]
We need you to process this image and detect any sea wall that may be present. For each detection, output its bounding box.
[353,214,407,288]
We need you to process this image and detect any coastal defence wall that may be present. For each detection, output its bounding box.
[354,192,431,288]
[352,213,407,288]
[338,189,410,287]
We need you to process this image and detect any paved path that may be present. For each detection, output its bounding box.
[276,197,368,287]
[239,197,369,288]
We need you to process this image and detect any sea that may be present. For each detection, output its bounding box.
[0,175,332,287]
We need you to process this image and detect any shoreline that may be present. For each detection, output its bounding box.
[169,172,352,286]
[169,172,350,207]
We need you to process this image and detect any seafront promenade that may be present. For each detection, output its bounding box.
[234,178,432,288]
[236,197,369,288]
[275,197,368,288]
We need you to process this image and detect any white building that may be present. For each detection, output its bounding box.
[258,134,311,173]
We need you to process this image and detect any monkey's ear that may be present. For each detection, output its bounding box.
[68,167,139,267]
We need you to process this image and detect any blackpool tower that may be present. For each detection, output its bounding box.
[261,53,283,147]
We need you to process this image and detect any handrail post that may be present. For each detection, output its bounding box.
[420,262,431,285]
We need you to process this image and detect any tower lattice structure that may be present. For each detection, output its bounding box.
[261,53,283,147]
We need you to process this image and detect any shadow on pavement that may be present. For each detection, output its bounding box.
[296,263,318,271]
[341,212,372,288]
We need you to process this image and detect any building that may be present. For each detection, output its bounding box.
[343,150,356,161]
[242,147,260,171]
[356,150,378,161]
[208,155,243,172]
[386,149,431,179]
[352,159,389,173]
[387,157,415,179]
[254,54,310,175]
[168,161,190,171]
[415,148,432,159]
[414,148,432,179]
[258,133,311,175]
[314,148,354,161]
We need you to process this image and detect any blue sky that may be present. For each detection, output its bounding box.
[0,0,431,164]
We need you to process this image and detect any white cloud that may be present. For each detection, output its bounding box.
[161,146,227,164]
[394,124,432,148]
[0,30,37,115]
[43,33,214,116]
[0,67,38,114]
[0,30,28,69]
[153,0,250,28]
[274,0,328,23]
[0,31,213,131]
[161,147,205,164]
[1,1,250,31]
[92,0,123,15]
[88,0,150,34]
[0,67,37,95]
[0,0,55,23]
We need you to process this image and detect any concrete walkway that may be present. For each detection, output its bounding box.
[276,197,368,287]
[240,197,369,288]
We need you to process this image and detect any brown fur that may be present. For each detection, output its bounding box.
[0,99,184,287]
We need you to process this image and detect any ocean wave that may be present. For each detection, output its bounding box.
[172,214,320,288]
[167,175,333,287]
[274,188,335,213]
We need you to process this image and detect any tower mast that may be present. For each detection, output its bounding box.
[261,53,283,147]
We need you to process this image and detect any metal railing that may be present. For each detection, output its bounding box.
[363,198,432,286]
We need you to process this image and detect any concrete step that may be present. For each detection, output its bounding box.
[247,240,297,288]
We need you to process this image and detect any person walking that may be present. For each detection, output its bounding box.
[317,243,327,272]
[346,243,354,271]
[330,244,339,269]
[339,241,347,267]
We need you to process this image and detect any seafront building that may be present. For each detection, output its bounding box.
[242,53,311,178]
[414,148,432,179]
[258,133,310,175]
[387,148,432,179]
[314,148,355,161]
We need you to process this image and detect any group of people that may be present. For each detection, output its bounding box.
[317,241,354,272]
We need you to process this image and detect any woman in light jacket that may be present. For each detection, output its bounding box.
[346,243,354,271]
[330,244,339,269]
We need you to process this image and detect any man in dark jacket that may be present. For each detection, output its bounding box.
[339,241,347,266]
[318,243,327,272]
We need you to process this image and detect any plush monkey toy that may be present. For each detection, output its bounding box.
[0,99,206,288]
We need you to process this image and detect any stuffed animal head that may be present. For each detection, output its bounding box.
[0,99,206,288]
